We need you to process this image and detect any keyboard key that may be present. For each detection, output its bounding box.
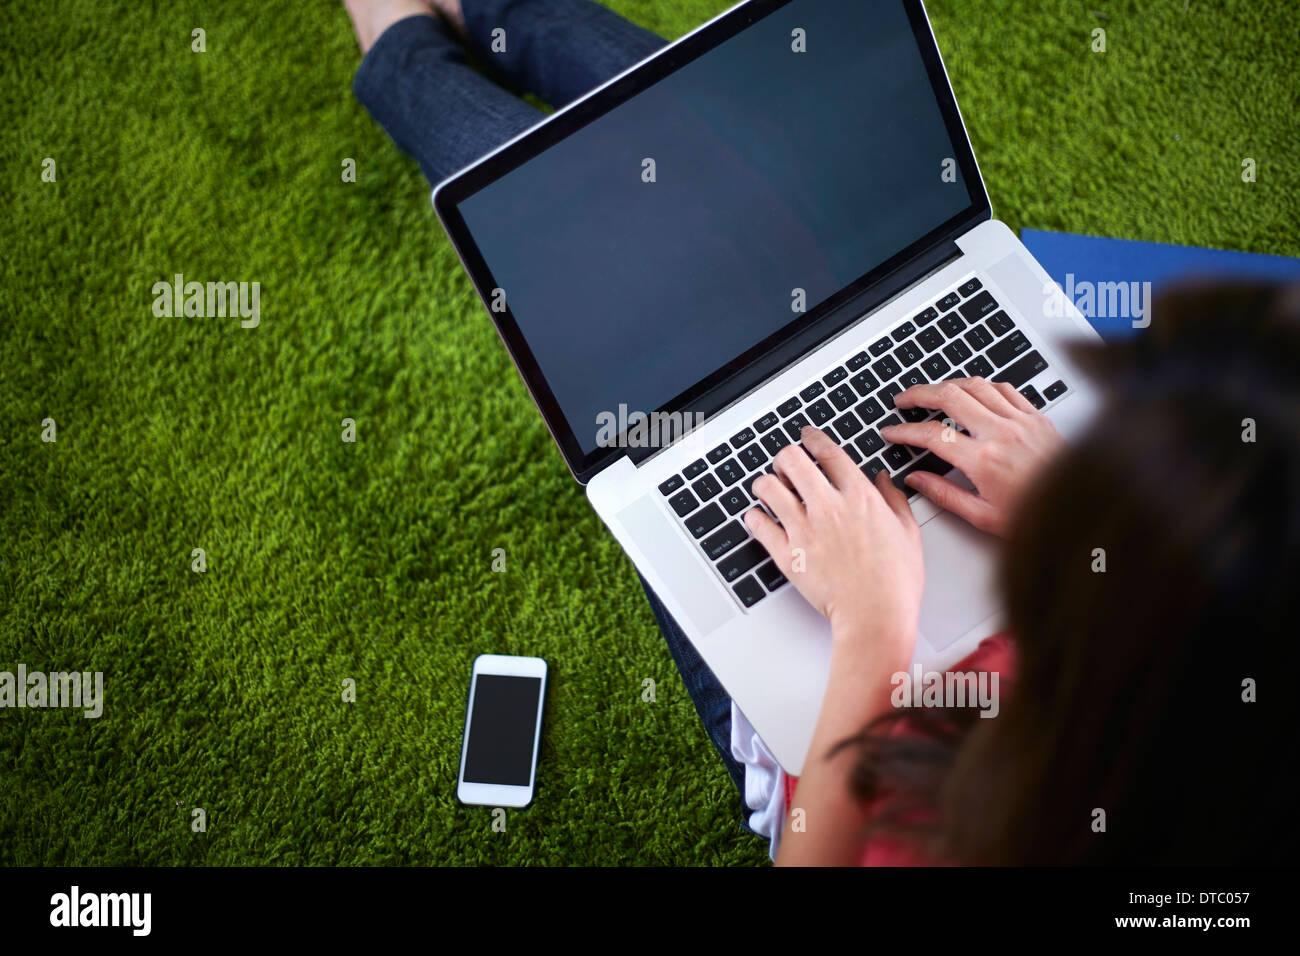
[807,399,834,426]
[730,427,756,449]
[845,351,870,372]
[732,575,766,608]
[683,458,708,480]
[942,340,973,364]
[1019,384,1046,409]
[861,457,888,481]
[900,406,929,423]
[717,540,767,582]
[844,443,863,464]
[823,366,848,386]
[685,502,725,538]
[854,397,885,425]
[658,475,684,495]
[1044,379,1068,401]
[776,396,802,417]
[883,444,913,469]
[799,381,826,402]
[667,489,698,517]
[917,326,945,353]
[877,383,903,409]
[985,311,1015,337]
[878,413,902,429]
[987,330,1031,367]
[872,354,902,379]
[938,312,966,338]
[692,473,723,501]
[936,291,961,312]
[964,325,994,351]
[716,458,745,487]
[869,336,893,356]
[761,428,791,456]
[894,340,923,367]
[898,367,927,390]
[848,369,880,396]
[855,429,884,455]
[920,354,952,379]
[742,470,764,498]
[738,444,767,471]
[719,487,749,516]
[957,277,982,297]
[958,290,999,322]
[832,412,863,441]
[783,412,811,441]
[914,306,940,327]
[993,350,1049,388]
[828,384,857,411]
[753,412,780,434]
[703,521,747,560]
[891,321,916,343]
[707,444,731,464]
[964,355,994,378]
[946,370,967,380]
[756,561,788,592]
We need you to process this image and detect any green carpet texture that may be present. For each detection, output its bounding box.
[1,0,1295,866]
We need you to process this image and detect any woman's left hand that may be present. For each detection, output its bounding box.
[745,426,925,664]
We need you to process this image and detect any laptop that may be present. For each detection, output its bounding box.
[433,0,1102,774]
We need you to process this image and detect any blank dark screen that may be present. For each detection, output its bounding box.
[463,674,542,786]
[456,0,971,455]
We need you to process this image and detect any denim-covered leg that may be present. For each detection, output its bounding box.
[462,0,667,108]
[637,574,753,817]
[352,14,546,185]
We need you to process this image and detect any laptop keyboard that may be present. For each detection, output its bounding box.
[656,275,1069,611]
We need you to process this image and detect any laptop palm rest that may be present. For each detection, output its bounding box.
[917,508,1001,651]
[617,495,735,636]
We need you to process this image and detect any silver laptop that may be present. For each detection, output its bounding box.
[434,0,1102,774]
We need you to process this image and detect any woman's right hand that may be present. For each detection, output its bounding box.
[879,377,1067,537]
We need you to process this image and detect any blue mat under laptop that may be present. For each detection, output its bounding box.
[1020,229,1300,342]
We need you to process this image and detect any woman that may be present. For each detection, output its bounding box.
[343,0,1298,864]
[762,281,1298,865]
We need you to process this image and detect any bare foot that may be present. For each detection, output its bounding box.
[428,0,467,39]
[343,0,435,54]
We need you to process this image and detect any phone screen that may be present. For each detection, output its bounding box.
[463,674,543,787]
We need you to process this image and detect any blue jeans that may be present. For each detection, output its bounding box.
[353,1,751,808]
[354,1,664,185]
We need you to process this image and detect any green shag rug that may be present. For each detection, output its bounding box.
[1,0,1295,865]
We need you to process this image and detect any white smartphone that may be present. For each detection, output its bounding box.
[456,654,548,808]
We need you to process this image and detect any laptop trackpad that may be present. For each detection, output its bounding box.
[617,495,735,636]
[918,510,1001,650]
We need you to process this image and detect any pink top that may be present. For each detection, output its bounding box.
[782,634,1017,865]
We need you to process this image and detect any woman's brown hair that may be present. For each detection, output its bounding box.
[838,280,1300,865]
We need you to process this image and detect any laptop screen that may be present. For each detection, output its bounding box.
[449,0,982,466]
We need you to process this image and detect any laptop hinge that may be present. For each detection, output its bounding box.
[626,236,965,468]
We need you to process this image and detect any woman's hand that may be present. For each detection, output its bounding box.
[744,426,924,663]
[882,377,1067,537]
